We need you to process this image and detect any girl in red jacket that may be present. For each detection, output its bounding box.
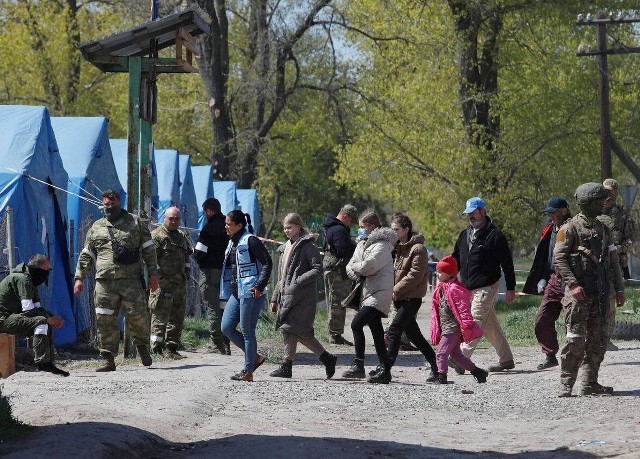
[429,256,488,384]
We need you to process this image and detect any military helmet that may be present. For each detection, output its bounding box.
[574,182,608,205]
[603,178,619,191]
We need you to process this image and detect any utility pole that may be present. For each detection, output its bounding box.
[576,12,640,181]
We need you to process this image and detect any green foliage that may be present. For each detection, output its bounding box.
[0,385,31,441]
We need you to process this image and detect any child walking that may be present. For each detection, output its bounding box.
[428,255,489,384]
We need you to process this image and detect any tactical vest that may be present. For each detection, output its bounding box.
[219,230,263,300]
[565,216,612,295]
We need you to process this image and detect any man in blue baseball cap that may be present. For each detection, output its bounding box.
[452,196,517,373]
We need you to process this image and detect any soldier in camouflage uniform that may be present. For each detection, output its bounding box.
[0,254,69,376]
[553,183,625,397]
[149,207,192,359]
[602,178,636,351]
[603,178,635,279]
[73,189,159,372]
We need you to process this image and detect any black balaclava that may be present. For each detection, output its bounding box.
[28,267,50,286]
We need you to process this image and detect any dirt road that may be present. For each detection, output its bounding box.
[1,309,640,458]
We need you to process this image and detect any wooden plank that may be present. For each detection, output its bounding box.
[178,27,199,57]
[0,334,15,378]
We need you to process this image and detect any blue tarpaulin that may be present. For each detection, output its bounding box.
[191,165,213,229]
[52,116,123,337]
[153,149,180,223]
[178,155,198,234]
[0,106,76,347]
[213,181,237,216]
[236,189,261,236]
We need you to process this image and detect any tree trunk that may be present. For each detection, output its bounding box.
[195,0,233,179]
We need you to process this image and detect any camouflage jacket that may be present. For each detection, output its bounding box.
[151,224,192,284]
[75,210,158,280]
[0,263,51,321]
[553,214,624,295]
[602,203,636,253]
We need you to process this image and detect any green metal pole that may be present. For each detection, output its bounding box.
[140,120,153,220]
[127,56,142,215]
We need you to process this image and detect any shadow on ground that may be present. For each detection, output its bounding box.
[0,422,601,459]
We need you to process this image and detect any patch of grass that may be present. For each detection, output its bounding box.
[494,296,565,347]
[181,317,211,350]
[0,385,33,441]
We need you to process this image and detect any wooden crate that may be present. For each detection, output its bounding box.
[0,333,16,378]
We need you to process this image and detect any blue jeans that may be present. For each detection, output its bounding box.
[221,294,264,372]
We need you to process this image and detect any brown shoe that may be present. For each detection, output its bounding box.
[231,370,253,382]
[163,349,186,360]
[487,360,515,372]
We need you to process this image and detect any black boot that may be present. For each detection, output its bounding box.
[269,360,293,378]
[426,372,447,384]
[537,354,558,370]
[211,337,228,354]
[223,336,231,355]
[319,351,337,379]
[367,366,391,384]
[151,344,164,355]
[37,362,70,377]
[96,351,116,372]
[137,345,152,366]
[342,358,365,379]
[471,367,489,383]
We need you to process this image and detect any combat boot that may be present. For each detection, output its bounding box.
[96,351,116,372]
[426,372,447,384]
[37,362,70,377]
[581,383,614,396]
[211,337,228,355]
[471,367,489,383]
[558,383,573,398]
[341,358,365,379]
[269,360,293,378]
[136,345,153,366]
[319,351,337,379]
[163,345,186,360]
[151,344,164,355]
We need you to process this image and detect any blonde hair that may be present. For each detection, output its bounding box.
[283,213,307,234]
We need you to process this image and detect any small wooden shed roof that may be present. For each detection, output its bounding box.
[78,5,211,72]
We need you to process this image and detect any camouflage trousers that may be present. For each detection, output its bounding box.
[560,293,607,389]
[149,281,186,349]
[324,270,352,337]
[94,278,149,356]
[0,314,54,364]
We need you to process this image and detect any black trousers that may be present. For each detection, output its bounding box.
[351,306,389,368]
[387,298,437,369]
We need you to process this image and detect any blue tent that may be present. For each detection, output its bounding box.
[191,165,214,229]
[108,138,158,215]
[153,149,180,223]
[236,189,261,235]
[51,117,123,338]
[178,155,198,233]
[213,181,237,216]
[0,106,76,347]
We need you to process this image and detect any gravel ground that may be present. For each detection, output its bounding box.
[1,306,640,459]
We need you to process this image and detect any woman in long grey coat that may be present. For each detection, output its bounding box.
[269,213,337,379]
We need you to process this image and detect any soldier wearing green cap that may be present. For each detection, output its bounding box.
[553,182,625,397]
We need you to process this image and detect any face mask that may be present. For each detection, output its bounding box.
[579,200,604,218]
[28,267,50,286]
[357,228,368,240]
[104,206,121,221]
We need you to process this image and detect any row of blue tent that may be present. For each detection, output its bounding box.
[0,105,261,347]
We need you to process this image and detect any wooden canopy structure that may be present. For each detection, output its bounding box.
[77,5,211,217]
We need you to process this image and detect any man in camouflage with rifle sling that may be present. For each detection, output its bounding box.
[553,182,625,397]
[74,189,159,372]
